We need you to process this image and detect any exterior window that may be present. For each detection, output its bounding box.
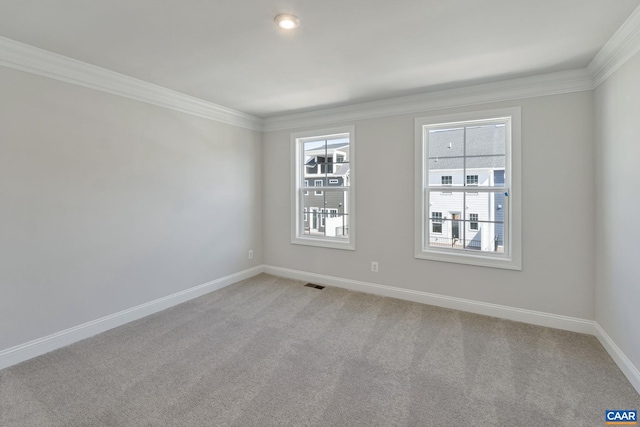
[432,212,443,233]
[292,126,355,250]
[415,107,521,270]
[469,213,478,230]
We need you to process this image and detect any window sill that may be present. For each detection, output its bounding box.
[415,248,521,270]
[292,236,355,251]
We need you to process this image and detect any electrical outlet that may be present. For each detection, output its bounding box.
[248,250,254,259]
[371,261,378,272]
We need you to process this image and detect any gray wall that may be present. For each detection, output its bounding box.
[263,92,596,319]
[595,51,640,371]
[0,66,262,350]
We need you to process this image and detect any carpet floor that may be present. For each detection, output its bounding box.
[1,274,638,426]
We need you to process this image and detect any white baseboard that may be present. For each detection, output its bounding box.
[263,265,595,335]
[4,264,638,396]
[264,265,640,394]
[0,266,264,371]
[594,323,640,394]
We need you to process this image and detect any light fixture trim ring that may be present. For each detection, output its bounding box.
[275,13,300,30]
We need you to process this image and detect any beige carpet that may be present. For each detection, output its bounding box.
[1,274,638,426]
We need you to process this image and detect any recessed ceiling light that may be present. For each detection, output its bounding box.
[275,14,300,30]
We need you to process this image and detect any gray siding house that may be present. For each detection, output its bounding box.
[303,142,350,237]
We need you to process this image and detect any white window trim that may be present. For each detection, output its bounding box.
[314,179,323,195]
[291,125,356,250]
[414,107,522,270]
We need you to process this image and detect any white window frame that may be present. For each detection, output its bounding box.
[314,179,323,195]
[414,107,521,270]
[291,125,356,250]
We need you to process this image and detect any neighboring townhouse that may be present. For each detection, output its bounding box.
[303,141,350,237]
[428,124,506,252]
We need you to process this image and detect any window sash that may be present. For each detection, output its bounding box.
[291,126,355,250]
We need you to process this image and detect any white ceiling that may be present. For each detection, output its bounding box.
[1,0,639,118]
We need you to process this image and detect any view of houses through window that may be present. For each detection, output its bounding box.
[302,137,350,238]
[426,121,507,253]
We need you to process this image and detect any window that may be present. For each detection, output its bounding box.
[304,208,307,222]
[432,212,443,233]
[310,207,318,231]
[292,126,355,250]
[469,213,478,230]
[304,180,309,195]
[319,208,330,227]
[415,107,521,270]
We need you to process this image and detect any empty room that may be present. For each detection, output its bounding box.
[1,1,639,425]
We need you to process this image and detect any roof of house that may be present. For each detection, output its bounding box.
[333,163,350,175]
[304,143,349,157]
[429,125,505,170]
[304,142,350,176]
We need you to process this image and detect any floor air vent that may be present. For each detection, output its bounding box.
[304,283,325,290]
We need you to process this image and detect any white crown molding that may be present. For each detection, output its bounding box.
[263,69,593,132]
[0,266,264,371]
[0,36,263,131]
[594,323,640,394]
[2,2,640,136]
[0,36,594,134]
[263,265,595,335]
[588,4,640,88]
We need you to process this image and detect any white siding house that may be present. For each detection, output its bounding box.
[427,124,506,252]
